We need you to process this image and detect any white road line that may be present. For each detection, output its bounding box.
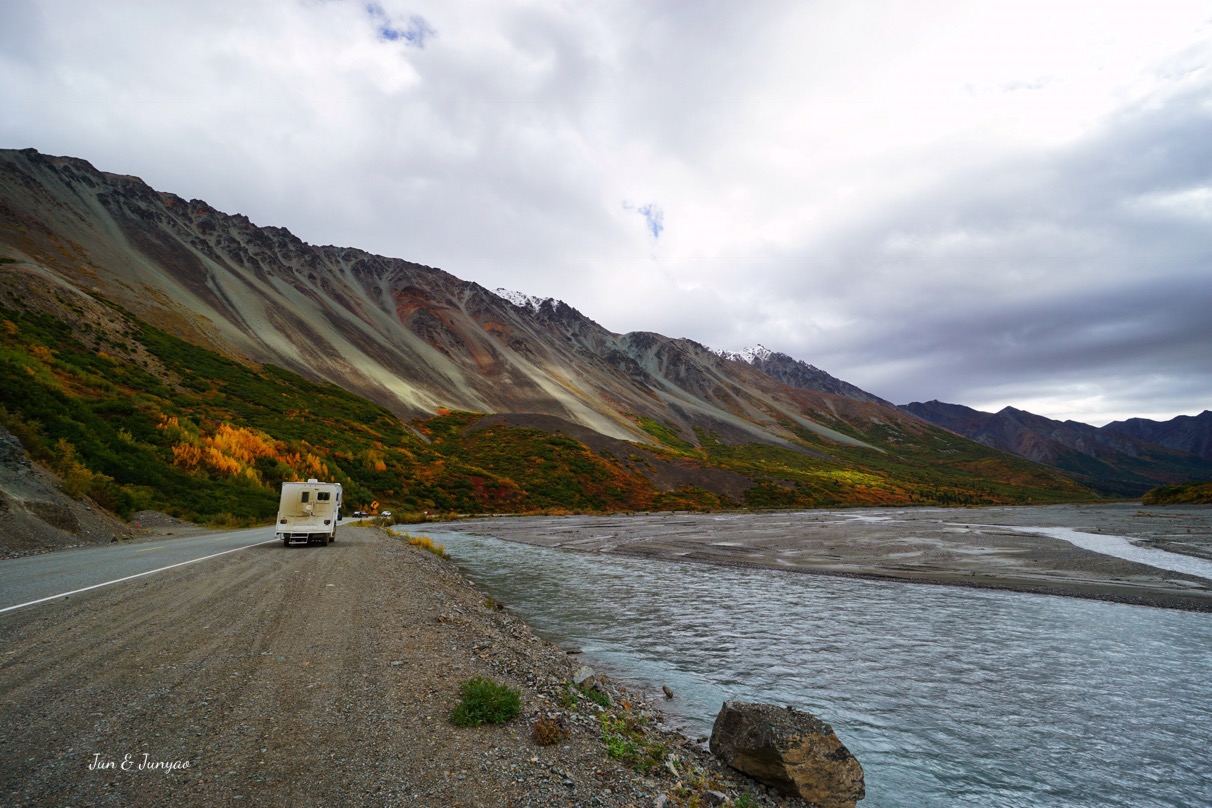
[0,537,278,615]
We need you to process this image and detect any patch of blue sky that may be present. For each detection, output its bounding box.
[637,204,664,239]
[365,4,435,48]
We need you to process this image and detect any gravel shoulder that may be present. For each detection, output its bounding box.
[0,526,801,807]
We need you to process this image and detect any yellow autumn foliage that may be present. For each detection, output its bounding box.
[210,423,278,465]
[170,422,297,482]
[204,446,243,476]
[303,453,329,479]
[365,449,388,472]
[172,443,203,467]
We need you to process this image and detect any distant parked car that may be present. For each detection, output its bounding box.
[352,510,365,518]
[380,510,393,518]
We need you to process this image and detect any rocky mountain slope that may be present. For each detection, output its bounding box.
[0,422,132,554]
[0,148,1104,532]
[0,147,906,453]
[901,401,1212,496]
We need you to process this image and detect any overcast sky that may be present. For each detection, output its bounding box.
[2,0,1210,426]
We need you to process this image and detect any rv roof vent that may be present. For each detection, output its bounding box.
[308,478,319,483]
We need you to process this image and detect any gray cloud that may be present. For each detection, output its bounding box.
[1,0,1209,425]
[749,82,1212,423]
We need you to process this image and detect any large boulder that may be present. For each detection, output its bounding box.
[709,701,864,807]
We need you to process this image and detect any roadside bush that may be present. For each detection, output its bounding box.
[391,511,433,524]
[451,677,521,727]
[532,716,566,746]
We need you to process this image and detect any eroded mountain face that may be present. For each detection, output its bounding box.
[0,148,908,451]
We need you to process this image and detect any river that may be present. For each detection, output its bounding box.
[426,523,1212,807]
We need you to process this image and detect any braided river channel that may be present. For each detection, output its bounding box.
[427,519,1212,807]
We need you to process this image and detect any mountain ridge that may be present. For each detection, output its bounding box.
[716,344,893,407]
[0,147,901,454]
[1104,411,1212,462]
[0,146,1183,530]
[901,400,1212,496]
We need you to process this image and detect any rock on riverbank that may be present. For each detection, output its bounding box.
[710,701,864,807]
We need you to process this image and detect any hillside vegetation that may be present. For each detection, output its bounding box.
[0,293,1092,526]
[1141,481,1212,505]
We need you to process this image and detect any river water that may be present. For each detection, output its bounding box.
[1005,525,1212,579]
[427,525,1212,807]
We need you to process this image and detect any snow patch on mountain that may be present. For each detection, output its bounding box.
[494,288,563,314]
[715,344,778,365]
[714,343,891,406]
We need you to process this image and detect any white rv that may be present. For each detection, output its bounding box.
[276,478,343,546]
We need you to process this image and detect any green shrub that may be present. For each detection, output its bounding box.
[559,681,610,709]
[599,713,667,773]
[580,684,610,708]
[450,677,521,727]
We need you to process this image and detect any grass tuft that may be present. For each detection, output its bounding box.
[599,712,667,773]
[406,534,448,558]
[450,677,521,727]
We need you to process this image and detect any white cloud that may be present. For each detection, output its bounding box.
[2,0,1210,424]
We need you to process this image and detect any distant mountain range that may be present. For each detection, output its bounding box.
[0,147,1205,528]
[901,402,1212,496]
[1105,413,1212,461]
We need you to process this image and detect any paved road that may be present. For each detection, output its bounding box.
[0,526,277,613]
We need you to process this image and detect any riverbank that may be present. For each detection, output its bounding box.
[448,504,1212,612]
[0,526,807,806]
[429,513,1212,807]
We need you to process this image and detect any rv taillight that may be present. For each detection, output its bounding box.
[279,518,287,524]
[323,519,331,525]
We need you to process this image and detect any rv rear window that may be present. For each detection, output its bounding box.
[317,492,331,501]
[301,492,310,503]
